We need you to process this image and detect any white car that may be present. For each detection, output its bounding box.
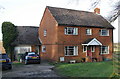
[24,52,40,64]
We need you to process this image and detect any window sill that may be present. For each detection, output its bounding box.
[101,53,109,54]
[86,34,92,35]
[65,55,78,56]
[100,35,109,36]
[65,34,78,35]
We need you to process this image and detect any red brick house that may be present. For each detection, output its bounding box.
[39,6,114,62]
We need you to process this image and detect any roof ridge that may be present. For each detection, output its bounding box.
[46,6,114,29]
[47,6,93,13]
[16,26,39,28]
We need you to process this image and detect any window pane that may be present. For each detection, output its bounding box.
[86,29,91,35]
[65,28,67,34]
[65,27,78,35]
[91,46,95,52]
[44,30,47,36]
[83,46,87,52]
[100,29,109,36]
[68,28,73,34]
[42,46,46,52]
[65,46,78,56]
[102,30,107,35]
[101,46,108,54]
[74,46,78,55]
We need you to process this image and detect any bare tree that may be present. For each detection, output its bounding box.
[89,0,120,22]
[89,0,101,10]
[67,0,120,22]
[108,1,120,22]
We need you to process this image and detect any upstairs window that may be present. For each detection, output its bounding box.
[86,29,92,35]
[65,27,78,35]
[44,30,47,36]
[65,46,78,56]
[100,29,109,36]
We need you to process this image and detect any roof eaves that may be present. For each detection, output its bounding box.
[58,24,114,29]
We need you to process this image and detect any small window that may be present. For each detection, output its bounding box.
[86,29,92,35]
[83,46,87,52]
[91,46,95,52]
[101,46,109,54]
[44,30,47,36]
[42,46,46,52]
[100,29,109,36]
[65,46,78,56]
[65,27,78,35]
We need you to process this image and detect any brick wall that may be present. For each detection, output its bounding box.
[39,7,113,62]
[57,26,113,62]
[39,7,59,61]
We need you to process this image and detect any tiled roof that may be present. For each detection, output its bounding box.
[82,38,94,44]
[47,6,114,29]
[11,26,41,45]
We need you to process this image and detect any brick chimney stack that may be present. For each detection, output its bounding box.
[94,8,100,14]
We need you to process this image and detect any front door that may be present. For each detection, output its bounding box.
[87,46,92,58]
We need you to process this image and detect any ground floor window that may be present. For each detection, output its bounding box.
[42,46,46,52]
[101,46,109,54]
[65,46,78,56]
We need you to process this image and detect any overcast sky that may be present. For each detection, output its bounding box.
[0,0,119,43]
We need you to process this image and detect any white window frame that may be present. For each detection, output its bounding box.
[101,46,109,54]
[83,46,87,52]
[91,46,95,52]
[64,46,78,56]
[42,46,46,52]
[100,29,109,36]
[86,29,92,35]
[65,27,78,35]
[44,30,47,36]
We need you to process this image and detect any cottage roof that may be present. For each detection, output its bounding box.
[47,6,114,29]
[11,26,41,45]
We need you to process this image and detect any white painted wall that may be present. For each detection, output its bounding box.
[14,45,31,54]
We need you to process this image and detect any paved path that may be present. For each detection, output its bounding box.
[2,62,59,77]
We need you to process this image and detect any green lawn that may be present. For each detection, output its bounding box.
[12,61,24,65]
[55,61,113,77]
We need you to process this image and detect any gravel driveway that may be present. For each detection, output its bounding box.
[2,62,59,78]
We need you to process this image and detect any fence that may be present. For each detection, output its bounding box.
[113,51,120,76]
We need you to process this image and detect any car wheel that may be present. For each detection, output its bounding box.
[25,60,28,65]
[8,66,12,69]
[38,61,40,64]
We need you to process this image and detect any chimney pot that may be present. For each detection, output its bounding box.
[94,8,100,14]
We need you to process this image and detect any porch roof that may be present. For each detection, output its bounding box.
[82,38,102,46]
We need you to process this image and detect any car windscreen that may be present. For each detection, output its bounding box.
[0,54,8,59]
[28,54,38,56]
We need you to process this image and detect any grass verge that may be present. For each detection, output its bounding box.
[54,61,113,77]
